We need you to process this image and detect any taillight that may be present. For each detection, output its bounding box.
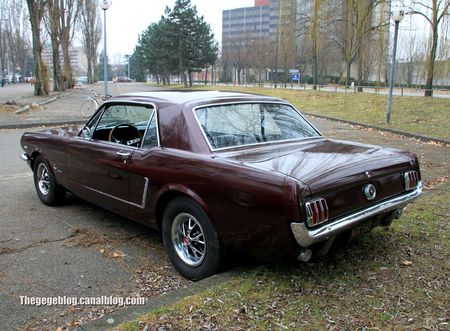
[404,170,418,191]
[305,198,329,227]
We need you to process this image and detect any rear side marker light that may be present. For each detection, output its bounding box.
[404,171,418,191]
[305,198,329,227]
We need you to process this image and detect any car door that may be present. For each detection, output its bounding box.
[67,103,152,216]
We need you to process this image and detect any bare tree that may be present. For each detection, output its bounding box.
[297,0,326,88]
[79,0,102,83]
[46,0,65,90]
[59,0,80,89]
[0,3,7,78]
[26,0,50,96]
[4,0,29,83]
[409,0,450,96]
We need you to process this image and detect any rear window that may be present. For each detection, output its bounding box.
[195,103,320,150]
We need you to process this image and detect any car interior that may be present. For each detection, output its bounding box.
[81,104,158,148]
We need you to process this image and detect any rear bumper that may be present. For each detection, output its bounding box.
[291,181,423,248]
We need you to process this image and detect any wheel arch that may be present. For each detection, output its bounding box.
[154,185,212,231]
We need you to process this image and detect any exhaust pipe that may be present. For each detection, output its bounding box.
[297,248,312,262]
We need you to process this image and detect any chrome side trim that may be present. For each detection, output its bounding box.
[291,181,422,248]
[82,176,150,209]
[140,177,149,209]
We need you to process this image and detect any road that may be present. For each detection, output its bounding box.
[0,128,189,330]
[0,85,448,329]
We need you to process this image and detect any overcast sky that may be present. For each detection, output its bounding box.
[102,0,254,60]
[99,0,434,63]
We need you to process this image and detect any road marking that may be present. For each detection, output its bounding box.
[0,172,32,181]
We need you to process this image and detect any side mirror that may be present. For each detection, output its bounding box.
[82,127,92,139]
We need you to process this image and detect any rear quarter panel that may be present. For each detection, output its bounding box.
[129,147,305,259]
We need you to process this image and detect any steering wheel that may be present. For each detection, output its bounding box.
[108,124,141,147]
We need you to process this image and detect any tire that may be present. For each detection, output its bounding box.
[162,197,224,280]
[80,99,97,117]
[33,156,66,206]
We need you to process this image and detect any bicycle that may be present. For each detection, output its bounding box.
[80,90,112,117]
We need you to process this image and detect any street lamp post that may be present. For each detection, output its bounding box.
[386,5,404,124]
[99,0,112,98]
[125,54,130,78]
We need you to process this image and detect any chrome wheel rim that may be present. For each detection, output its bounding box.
[37,163,50,196]
[171,213,206,267]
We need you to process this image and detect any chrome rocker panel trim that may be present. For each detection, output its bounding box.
[291,181,423,248]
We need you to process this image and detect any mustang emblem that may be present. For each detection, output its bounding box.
[363,184,377,200]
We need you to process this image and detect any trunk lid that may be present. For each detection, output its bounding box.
[219,138,416,221]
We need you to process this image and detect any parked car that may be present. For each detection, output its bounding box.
[113,76,133,83]
[20,91,422,280]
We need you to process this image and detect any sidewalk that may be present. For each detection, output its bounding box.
[0,83,89,129]
[0,83,164,129]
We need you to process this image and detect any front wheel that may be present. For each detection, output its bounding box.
[33,156,66,206]
[80,99,98,117]
[162,197,224,280]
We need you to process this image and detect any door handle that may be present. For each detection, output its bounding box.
[116,151,131,162]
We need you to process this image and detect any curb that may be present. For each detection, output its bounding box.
[74,268,241,331]
[0,120,85,130]
[304,112,450,145]
[13,90,78,115]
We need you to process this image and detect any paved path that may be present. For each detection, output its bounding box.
[0,83,163,127]
[0,83,35,103]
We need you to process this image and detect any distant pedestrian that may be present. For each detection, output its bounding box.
[1,78,5,88]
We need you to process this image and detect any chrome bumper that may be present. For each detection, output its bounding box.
[20,153,30,161]
[291,181,423,248]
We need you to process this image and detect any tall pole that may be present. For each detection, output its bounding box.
[100,1,112,97]
[386,20,399,124]
[103,9,108,97]
[274,1,280,89]
[386,5,404,124]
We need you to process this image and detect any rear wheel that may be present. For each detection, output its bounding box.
[33,156,66,206]
[162,197,224,280]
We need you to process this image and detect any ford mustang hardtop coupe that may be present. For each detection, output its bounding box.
[20,91,422,280]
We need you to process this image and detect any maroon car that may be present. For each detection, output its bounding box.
[20,91,422,280]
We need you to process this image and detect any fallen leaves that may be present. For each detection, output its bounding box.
[112,251,126,258]
[402,260,413,267]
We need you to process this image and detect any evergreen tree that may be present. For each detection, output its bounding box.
[132,0,217,87]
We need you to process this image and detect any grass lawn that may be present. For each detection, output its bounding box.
[173,85,450,141]
[118,188,449,330]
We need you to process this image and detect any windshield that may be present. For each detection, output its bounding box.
[195,103,320,150]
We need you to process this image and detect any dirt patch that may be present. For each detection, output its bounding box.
[0,104,20,112]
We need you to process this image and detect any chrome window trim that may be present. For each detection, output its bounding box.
[78,100,160,149]
[192,101,323,152]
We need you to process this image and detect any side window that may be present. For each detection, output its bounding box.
[142,111,158,148]
[86,104,154,147]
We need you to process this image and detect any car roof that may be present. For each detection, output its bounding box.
[111,90,284,106]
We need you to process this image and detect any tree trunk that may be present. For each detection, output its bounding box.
[188,71,193,87]
[62,43,73,89]
[345,59,352,86]
[424,18,438,97]
[27,0,48,96]
[204,67,208,85]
